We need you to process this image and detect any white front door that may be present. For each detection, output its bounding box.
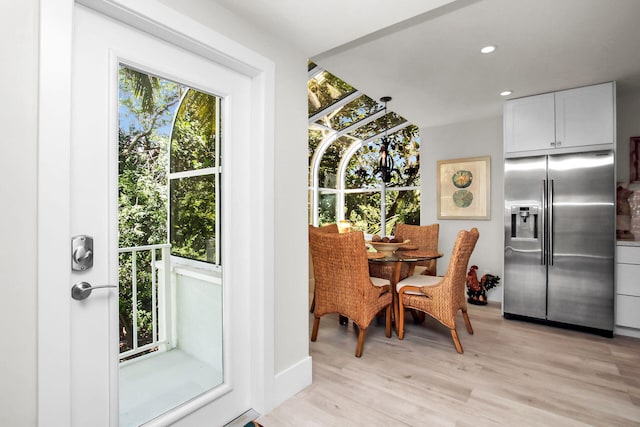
[70,5,253,425]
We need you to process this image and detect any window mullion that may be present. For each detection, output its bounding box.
[168,167,218,180]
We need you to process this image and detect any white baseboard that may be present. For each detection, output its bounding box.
[614,325,640,339]
[274,355,312,406]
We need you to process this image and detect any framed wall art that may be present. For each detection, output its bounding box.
[631,136,640,183]
[437,156,491,220]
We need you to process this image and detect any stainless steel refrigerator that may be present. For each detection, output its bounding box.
[503,150,615,335]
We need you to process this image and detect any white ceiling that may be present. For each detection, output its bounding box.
[209,0,457,57]
[213,0,640,128]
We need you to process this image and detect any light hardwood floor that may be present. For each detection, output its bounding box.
[257,303,640,426]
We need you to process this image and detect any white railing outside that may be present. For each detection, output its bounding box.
[118,243,172,362]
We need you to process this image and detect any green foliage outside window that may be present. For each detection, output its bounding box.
[118,66,180,353]
[170,90,217,173]
[318,192,337,225]
[313,123,421,233]
[170,175,216,261]
[318,136,352,189]
[169,90,219,262]
[118,66,220,355]
[318,94,381,131]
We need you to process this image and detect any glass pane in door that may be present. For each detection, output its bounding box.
[117,65,223,426]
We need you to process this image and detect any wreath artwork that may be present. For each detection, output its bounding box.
[466,265,500,305]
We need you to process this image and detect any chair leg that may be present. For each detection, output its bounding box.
[393,295,399,336]
[311,316,320,342]
[355,328,367,357]
[462,309,474,334]
[411,309,425,324]
[385,305,392,338]
[398,298,406,340]
[309,294,315,313]
[451,329,463,354]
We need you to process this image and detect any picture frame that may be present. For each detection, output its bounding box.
[437,156,491,220]
[631,136,640,183]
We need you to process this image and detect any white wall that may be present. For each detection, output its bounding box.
[421,116,504,302]
[0,1,39,425]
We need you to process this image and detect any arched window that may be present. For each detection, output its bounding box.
[169,89,221,264]
[308,63,420,235]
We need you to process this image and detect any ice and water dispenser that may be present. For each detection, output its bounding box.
[510,205,539,239]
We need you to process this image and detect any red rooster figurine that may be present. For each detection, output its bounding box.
[466,265,485,304]
[466,265,501,305]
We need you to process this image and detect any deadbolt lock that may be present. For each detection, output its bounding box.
[71,235,94,271]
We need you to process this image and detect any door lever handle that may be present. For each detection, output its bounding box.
[71,281,116,300]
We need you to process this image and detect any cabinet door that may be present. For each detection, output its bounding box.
[504,92,556,154]
[615,245,640,329]
[616,295,640,329]
[617,263,640,296]
[555,82,614,149]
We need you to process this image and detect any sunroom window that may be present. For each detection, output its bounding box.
[308,63,421,235]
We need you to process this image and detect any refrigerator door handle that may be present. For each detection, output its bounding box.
[548,179,554,266]
[541,179,547,265]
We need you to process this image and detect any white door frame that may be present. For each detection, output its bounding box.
[38,1,275,424]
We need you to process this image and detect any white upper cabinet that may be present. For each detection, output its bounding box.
[504,92,556,153]
[504,82,614,154]
[555,83,615,149]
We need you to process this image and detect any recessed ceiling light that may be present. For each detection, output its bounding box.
[500,90,513,96]
[480,45,496,54]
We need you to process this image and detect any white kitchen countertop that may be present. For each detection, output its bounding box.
[618,240,640,247]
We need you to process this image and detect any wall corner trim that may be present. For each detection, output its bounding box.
[273,356,313,408]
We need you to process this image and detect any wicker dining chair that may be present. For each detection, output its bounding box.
[368,256,414,284]
[308,224,339,313]
[395,223,439,276]
[309,228,393,357]
[396,228,479,353]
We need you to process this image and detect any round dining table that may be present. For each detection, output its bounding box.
[368,248,443,335]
